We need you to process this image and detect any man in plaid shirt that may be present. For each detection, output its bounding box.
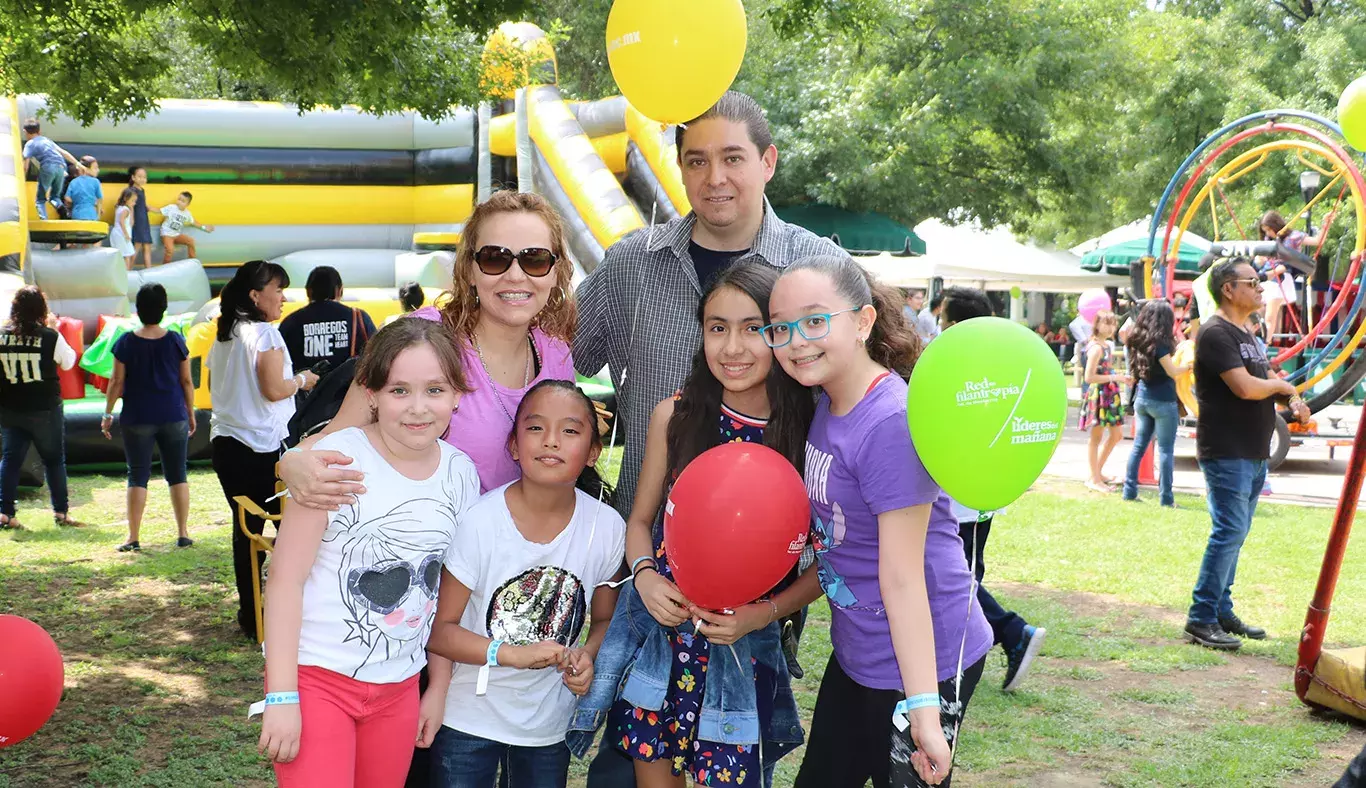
[575,90,838,788]
[574,91,839,516]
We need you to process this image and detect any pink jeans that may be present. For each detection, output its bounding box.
[273,665,420,788]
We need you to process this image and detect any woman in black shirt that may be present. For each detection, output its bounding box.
[0,287,81,529]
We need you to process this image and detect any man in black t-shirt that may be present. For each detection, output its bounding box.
[1185,258,1309,651]
[279,266,376,404]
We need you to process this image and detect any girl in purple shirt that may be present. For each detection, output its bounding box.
[767,255,991,788]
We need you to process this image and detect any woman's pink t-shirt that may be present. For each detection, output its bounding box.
[409,307,575,492]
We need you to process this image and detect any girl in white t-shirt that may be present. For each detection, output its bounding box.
[110,187,137,268]
[427,379,626,788]
[258,318,480,788]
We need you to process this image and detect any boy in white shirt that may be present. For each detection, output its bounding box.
[155,191,214,264]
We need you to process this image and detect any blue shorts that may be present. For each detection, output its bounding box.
[122,420,190,488]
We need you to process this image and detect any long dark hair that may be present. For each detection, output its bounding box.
[781,254,921,378]
[1128,300,1176,380]
[509,379,613,507]
[217,260,290,341]
[7,286,50,338]
[666,260,815,485]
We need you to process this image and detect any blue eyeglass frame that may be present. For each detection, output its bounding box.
[760,307,864,348]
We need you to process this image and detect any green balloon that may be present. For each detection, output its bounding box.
[907,317,1067,511]
[1010,285,1023,299]
[1341,74,1366,151]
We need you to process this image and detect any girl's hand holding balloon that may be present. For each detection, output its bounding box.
[636,568,692,627]
[908,706,952,785]
[559,648,594,696]
[691,602,773,645]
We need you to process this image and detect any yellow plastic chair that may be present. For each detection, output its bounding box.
[234,478,285,644]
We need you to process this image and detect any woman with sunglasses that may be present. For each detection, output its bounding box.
[275,191,577,783]
[279,190,577,501]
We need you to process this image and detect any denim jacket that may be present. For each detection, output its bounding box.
[566,580,804,763]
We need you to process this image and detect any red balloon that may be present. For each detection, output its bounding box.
[0,615,64,748]
[664,442,811,611]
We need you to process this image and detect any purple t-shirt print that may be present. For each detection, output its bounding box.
[805,373,992,689]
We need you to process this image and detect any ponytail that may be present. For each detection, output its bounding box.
[217,260,289,342]
[783,255,921,378]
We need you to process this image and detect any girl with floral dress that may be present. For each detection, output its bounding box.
[610,260,820,786]
[1080,309,1127,493]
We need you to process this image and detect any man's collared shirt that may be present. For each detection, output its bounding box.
[573,201,841,513]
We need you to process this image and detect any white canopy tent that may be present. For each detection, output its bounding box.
[856,219,1126,293]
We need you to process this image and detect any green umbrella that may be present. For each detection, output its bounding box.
[1079,237,1206,279]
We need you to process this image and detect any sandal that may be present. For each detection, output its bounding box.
[0,514,23,531]
[54,513,86,528]
[1085,480,1114,494]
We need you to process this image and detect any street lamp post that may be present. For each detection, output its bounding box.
[1301,170,1324,327]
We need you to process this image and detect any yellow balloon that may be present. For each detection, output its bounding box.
[1341,74,1366,151]
[606,0,747,125]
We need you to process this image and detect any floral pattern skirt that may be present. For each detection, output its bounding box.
[609,629,771,785]
[1080,381,1124,430]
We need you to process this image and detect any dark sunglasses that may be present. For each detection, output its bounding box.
[474,245,558,277]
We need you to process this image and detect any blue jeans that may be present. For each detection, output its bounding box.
[0,406,68,516]
[1188,458,1266,625]
[1123,396,1180,506]
[35,165,67,220]
[122,420,190,488]
[431,726,569,788]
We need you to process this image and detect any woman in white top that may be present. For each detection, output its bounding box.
[209,260,319,640]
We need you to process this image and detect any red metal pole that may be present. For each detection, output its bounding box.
[1296,400,1366,703]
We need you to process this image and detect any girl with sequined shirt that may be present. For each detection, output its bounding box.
[427,380,626,787]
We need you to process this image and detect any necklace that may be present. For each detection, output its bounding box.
[472,333,533,422]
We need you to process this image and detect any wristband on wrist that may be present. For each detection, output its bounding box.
[766,599,779,625]
[247,691,299,718]
[476,639,504,698]
[293,373,305,388]
[631,556,658,579]
[892,693,942,732]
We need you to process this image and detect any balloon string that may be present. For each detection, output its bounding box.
[947,510,985,772]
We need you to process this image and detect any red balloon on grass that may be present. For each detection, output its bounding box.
[663,442,811,611]
[0,615,64,748]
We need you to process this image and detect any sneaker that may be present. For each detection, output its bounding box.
[1219,614,1266,640]
[176,536,194,548]
[117,541,140,552]
[781,618,804,680]
[1184,620,1241,650]
[1003,625,1047,692]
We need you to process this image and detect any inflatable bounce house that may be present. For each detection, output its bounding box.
[0,22,688,474]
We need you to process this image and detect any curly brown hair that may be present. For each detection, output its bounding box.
[437,191,576,345]
[7,286,49,338]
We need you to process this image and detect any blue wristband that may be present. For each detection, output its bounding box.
[630,555,656,575]
[486,639,504,667]
[897,693,941,715]
[265,691,299,706]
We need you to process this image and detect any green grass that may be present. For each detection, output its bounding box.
[1,470,1363,786]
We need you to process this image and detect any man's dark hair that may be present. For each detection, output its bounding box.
[135,283,168,326]
[179,191,193,202]
[21,118,39,135]
[929,292,946,311]
[940,286,994,324]
[676,90,773,155]
[1208,258,1251,307]
[305,266,343,303]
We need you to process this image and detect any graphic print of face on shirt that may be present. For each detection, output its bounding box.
[805,442,859,609]
[486,566,587,647]
[331,502,450,675]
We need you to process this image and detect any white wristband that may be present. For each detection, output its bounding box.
[293,373,305,388]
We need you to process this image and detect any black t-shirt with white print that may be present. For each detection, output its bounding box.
[1194,316,1274,461]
